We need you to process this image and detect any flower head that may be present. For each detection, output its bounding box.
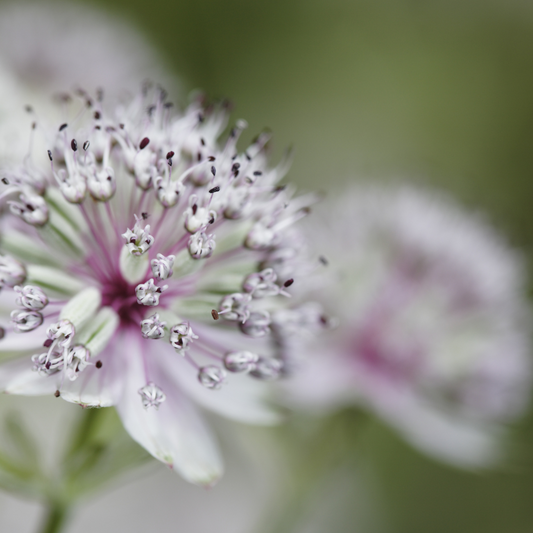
[0,86,320,485]
[288,185,532,467]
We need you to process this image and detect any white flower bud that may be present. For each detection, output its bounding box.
[122,216,154,256]
[218,293,251,322]
[14,285,48,310]
[223,351,259,373]
[141,313,166,339]
[8,191,49,226]
[249,356,283,380]
[133,150,156,190]
[245,222,277,250]
[87,167,116,201]
[65,344,90,381]
[150,253,175,280]
[54,167,87,203]
[136,279,166,306]
[169,322,198,351]
[198,365,226,390]
[224,187,251,220]
[138,382,166,409]
[155,175,184,208]
[188,231,215,260]
[242,268,280,298]
[240,310,271,338]
[184,196,217,233]
[0,254,26,287]
[11,309,43,332]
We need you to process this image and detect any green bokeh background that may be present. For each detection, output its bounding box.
[89,0,533,531]
[12,0,533,531]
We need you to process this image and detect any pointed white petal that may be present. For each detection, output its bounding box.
[115,337,223,486]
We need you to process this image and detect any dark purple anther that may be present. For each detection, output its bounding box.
[139,137,150,150]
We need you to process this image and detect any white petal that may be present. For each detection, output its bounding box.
[115,337,223,486]
[165,345,282,425]
[0,356,57,395]
[59,340,122,408]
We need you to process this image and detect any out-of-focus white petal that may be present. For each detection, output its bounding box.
[0,356,56,395]
[375,394,504,468]
[116,338,223,487]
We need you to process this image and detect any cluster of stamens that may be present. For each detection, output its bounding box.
[0,85,329,410]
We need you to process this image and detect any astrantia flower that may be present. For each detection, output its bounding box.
[288,185,532,467]
[0,87,322,486]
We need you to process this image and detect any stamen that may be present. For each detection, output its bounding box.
[11,309,43,332]
[170,323,198,352]
[239,310,271,338]
[122,215,154,256]
[150,253,175,280]
[136,279,167,306]
[218,293,252,322]
[14,285,49,310]
[139,137,150,150]
[188,231,216,259]
[141,313,166,339]
[0,255,26,287]
[223,351,258,373]
[138,382,166,409]
[198,365,226,390]
[249,357,283,380]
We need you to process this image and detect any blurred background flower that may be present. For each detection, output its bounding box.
[1,0,533,532]
[288,185,531,467]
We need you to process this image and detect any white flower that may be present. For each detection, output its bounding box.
[0,86,319,486]
[287,185,532,467]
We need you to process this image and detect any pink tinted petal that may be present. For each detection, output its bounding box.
[116,337,223,486]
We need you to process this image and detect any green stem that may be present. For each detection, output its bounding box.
[38,501,70,533]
